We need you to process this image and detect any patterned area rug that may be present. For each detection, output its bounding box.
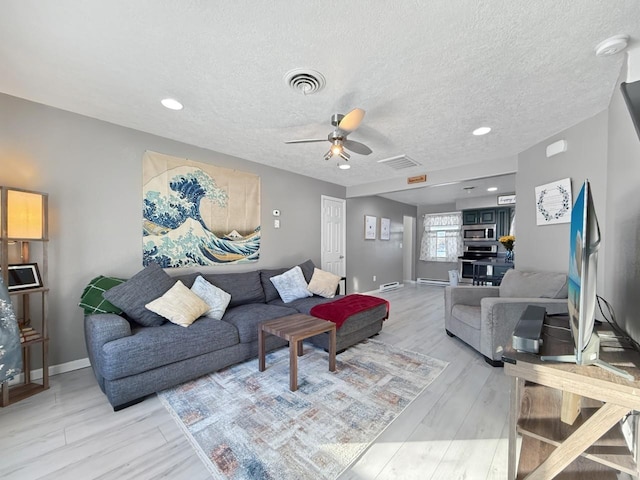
[158,339,448,479]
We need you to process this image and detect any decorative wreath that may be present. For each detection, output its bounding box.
[536,185,571,221]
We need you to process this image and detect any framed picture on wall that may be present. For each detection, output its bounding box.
[2,263,43,291]
[364,215,377,240]
[380,218,391,240]
[535,178,572,225]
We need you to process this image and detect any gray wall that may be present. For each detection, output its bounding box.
[515,110,609,287]
[0,93,345,367]
[604,68,640,343]
[346,196,416,293]
[415,203,457,281]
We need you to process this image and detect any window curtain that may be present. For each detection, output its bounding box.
[419,212,463,262]
[0,277,22,384]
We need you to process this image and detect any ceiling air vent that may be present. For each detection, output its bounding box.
[377,155,421,170]
[284,68,326,95]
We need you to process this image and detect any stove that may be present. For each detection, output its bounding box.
[458,243,498,282]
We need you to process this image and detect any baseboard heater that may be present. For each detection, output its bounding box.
[379,281,401,292]
[417,278,449,286]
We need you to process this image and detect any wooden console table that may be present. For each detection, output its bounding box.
[504,315,640,479]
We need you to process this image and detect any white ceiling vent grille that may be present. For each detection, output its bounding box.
[377,155,421,170]
[284,68,326,95]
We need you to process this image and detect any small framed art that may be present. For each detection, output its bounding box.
[3,263,43,291]
[365,215,377,240]
[380,218,391,240]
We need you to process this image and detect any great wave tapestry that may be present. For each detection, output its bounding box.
[142,151,260,267]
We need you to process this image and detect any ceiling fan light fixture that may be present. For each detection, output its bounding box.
[339,150,350,161]
[331,140,343,156]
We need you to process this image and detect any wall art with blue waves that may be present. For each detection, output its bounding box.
[142,151,261,267]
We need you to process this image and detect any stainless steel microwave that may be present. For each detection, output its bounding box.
[462,224,497,242]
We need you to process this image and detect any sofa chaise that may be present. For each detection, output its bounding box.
[83,260,387,410]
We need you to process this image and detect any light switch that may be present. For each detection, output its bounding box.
[274,219,280,229]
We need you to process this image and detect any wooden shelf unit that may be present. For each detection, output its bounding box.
[504,316,640,479]
[0,186,49,407]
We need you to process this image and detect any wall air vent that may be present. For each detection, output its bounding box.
[377,155,421,170]
[284,68,326,95]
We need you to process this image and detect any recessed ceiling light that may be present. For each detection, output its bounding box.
[161,98,184,110]
[487,187,498,192]
[473,127,491,136]
[338,163,351,170]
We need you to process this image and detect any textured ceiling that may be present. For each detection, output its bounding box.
[1,1,639,204]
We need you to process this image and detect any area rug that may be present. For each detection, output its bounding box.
[158,339,448,480]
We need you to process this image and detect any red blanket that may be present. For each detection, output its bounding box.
[310,294,389,330]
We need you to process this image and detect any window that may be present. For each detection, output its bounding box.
[419,212,463,262]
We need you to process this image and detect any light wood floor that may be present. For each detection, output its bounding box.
[0,284,564,478]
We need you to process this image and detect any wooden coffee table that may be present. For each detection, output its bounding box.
[258,314,336,391]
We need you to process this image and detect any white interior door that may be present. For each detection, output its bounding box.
[321,195,346,277]
[403,215,416,282]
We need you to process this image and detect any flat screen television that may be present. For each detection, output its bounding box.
[621,80,640,141]
[567,179,600,364]
[542,180,633,380]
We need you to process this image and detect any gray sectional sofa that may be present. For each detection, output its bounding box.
[84,260,387,410]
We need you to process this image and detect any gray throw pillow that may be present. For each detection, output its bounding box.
[298,259,316,283]
[260,268,288,303]
[103,263,176,326]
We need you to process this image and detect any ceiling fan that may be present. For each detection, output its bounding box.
[285,108,373,166]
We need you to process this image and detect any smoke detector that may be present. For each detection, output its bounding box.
[284,68,326,95]
[595,35,629,57]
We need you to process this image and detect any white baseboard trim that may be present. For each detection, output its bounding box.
[7,357,91,385]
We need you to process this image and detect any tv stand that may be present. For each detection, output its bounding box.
[540,331,635,381]
[503,316,640,479]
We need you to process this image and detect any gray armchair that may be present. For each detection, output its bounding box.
[444,269,569,365]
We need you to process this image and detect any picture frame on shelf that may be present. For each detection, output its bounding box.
[380,218,391,240]
[3,263,43,291]
[364,215,377,240]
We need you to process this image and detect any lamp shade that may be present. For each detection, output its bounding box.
[5,189,45,239]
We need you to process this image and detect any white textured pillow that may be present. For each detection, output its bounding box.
[191,275,232,320]
[270,266,312,303]
[308,268,341,298]
[145,280,210,327]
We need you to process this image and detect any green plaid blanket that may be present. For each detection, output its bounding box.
[79,275,126,314]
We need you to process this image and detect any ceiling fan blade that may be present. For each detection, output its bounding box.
[284,138,326,144]
[337,108,365,133]
[343,139,372,155]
